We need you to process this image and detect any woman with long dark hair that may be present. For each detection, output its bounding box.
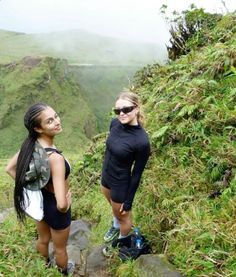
[5,103,73,275]
[101,91,150,254]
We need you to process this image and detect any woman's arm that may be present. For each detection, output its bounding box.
[49,153,71,213]
[5,151,19,180]
[122,142,150,212]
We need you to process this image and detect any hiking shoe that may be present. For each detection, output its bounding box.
[104,226,120,242]
[46,254,55,268]
[102,246,113,258]
[67,260,75,275]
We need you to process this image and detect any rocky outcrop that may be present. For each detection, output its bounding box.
[63,220,183,276]
[49,219,110,276]
[134,254,183,277]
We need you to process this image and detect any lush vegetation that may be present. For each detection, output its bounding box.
[160,5,223,60]
[0,56,96,157]
[0,212,63,277]
[0,7,236,277]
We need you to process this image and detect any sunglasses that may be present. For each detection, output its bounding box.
[113,106,136,115]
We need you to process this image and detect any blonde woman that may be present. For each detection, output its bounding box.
[101,91,150,253]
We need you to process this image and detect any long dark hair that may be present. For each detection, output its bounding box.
[14,103,48,222]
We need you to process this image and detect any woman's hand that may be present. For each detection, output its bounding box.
[56,190,72,213]
[5,151,19,179]
[66,190,72,208]
[119,203,127,215]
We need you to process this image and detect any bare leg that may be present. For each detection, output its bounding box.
[50,226,70,270]
[35,220,51,259]
[111,201,132,236]
[101,185,119,224]
[100,185,111,204]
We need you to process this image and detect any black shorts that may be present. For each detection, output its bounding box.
[42,188,71,230]
[101,178,128,203]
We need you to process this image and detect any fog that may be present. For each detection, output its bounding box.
[0,0,235,45]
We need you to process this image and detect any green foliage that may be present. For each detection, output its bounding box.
[71,133,107,221]
[0,212,61,276]
[0,56,96,156]
[0,159,14,210]
[161,6,223,60]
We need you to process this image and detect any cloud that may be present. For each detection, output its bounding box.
[0,0,235,43]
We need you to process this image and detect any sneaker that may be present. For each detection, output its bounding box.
[58,260,75,276]
[67,261,75,275]
[104,226,120,242]
[46,254,55,268]
[102,246,113,258]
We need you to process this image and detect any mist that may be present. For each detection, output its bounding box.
[30,29,167,65]
[1,0,235,46]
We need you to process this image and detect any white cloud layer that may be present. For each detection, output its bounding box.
[0,0,235,43]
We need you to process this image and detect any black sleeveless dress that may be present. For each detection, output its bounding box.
[42,148,71,230]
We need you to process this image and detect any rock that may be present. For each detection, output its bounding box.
[134,254,183,277]
[86,245,108,276]
[67,244,81,266]
[0,208,13,223]
[68,219,91,250]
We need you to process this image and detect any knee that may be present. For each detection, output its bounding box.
[37,236,50,246]
[116,214,131,225]
[54,247,67,257]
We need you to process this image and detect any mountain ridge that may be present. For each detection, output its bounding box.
[0,56,96,156]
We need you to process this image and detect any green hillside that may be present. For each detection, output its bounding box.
[0,56,96,156]
[0,29,166,65]
[72,10,236,276]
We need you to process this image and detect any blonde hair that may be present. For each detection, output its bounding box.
[116,91,145,126]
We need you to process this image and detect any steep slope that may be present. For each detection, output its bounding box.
[72,12,236,276]
[132,12,236,276]
[0,56,96,156]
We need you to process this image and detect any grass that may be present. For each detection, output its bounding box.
[0,153,117,276]
[0,154,78,276]
[0,212,62,277]
[0,158,13,210]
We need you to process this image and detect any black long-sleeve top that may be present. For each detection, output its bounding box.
[102,118,150,211]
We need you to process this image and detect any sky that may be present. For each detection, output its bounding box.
[0,0,235,44]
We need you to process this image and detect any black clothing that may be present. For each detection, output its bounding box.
[101,118,150,211]
[42,188,71,230]
[43,148,71,230]
[45,148,70,181]
[101,178,128,203]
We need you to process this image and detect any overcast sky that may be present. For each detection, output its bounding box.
[0,0,235,44]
